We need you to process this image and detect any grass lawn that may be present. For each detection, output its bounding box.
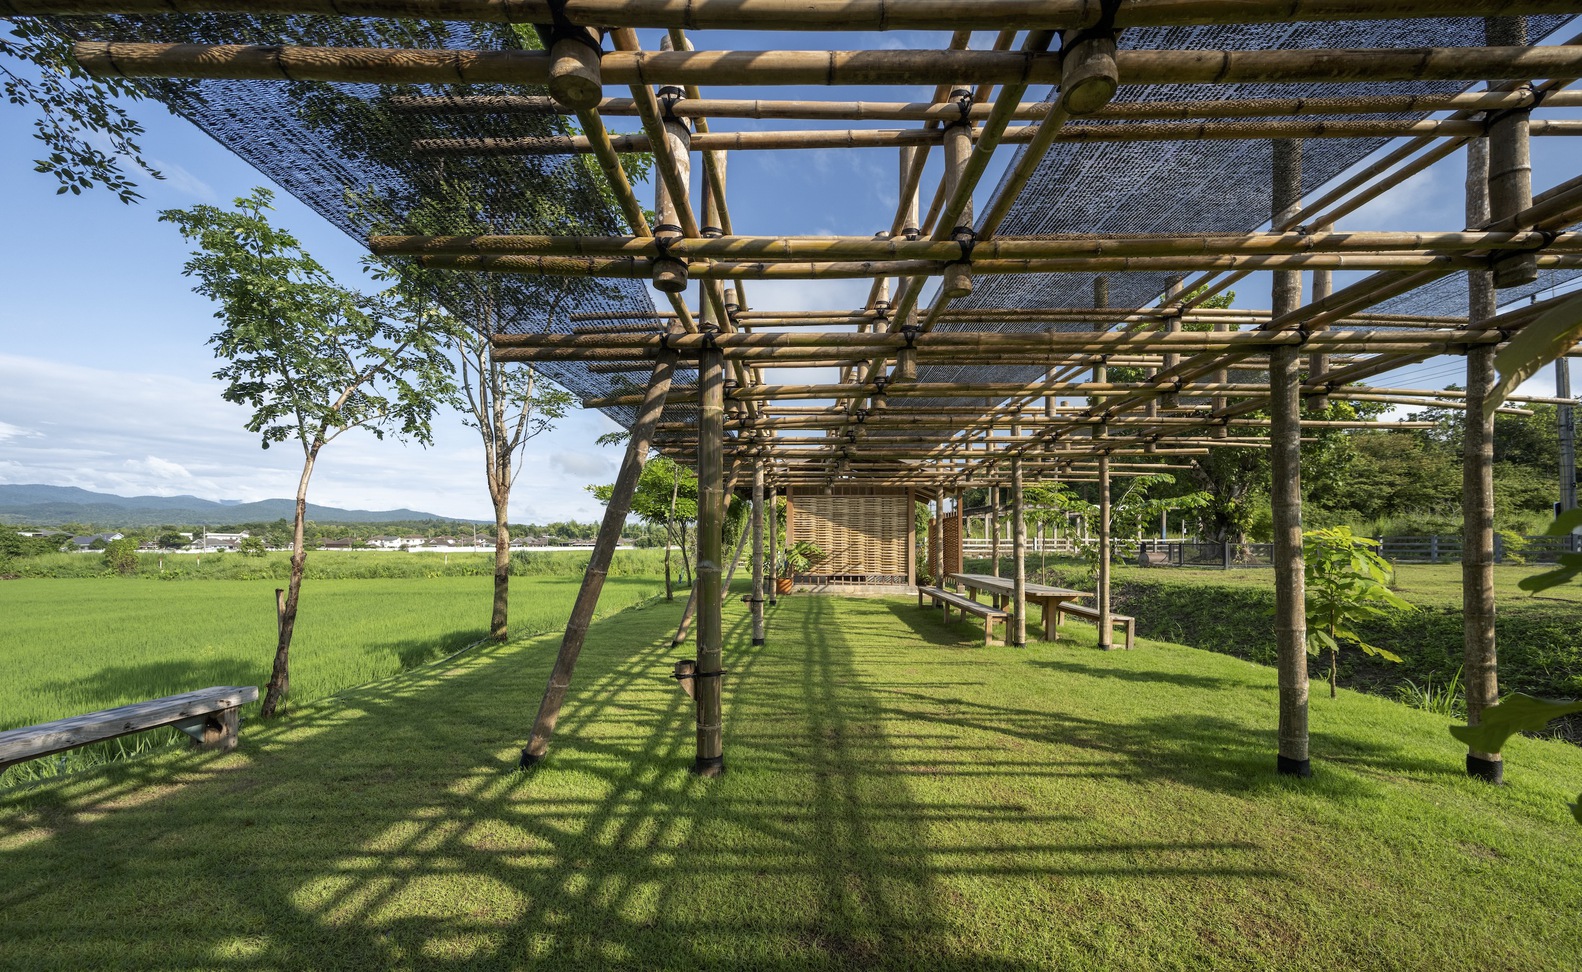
[0,575,665,784]
[2,591,1579,970]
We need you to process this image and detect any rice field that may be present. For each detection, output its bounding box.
[0,574,666,784]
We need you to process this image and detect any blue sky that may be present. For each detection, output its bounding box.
[1,25,1578,521]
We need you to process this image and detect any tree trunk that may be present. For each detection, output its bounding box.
[1330,645,1338,699]
[491,498,510,641]
[262,447,317,718]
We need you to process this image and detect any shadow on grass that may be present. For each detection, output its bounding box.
[0,595,1291,970]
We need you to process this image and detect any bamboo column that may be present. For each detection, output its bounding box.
[767,484,779,605]
[941,84,975,299]
[1560,358,1577,518]
[923,500,936,582]
[694,339,726,777]
[1097,453,1113,650]
[751,459,766,645]
[1012,442,1027,648]
[990,485,1002,575]
[521,351,677,767]
[1463,134,1503,783]
[652,36,693,293]
[1308,222,1334,411]
[1270,138,1311,777]
[1486,16,1537,289]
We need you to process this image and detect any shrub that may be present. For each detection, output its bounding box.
[101,538,139,575]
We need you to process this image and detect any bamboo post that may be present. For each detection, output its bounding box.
[901,146,921,240]
[990,485,1001,575]
[1560,358,1578,520]
[1308,222,1334,411]
[1097,453,1113,650]
[941,85,975,299]
[1270,138,1311,777]
[546,26,604,110]
[1012,443,1027,647]
[521,352,677,767]
[923,500,936,582]
[652,37,692,293]
[1060,29,1120,115]
[1486,16,1537,289]
[1464,134,1503,783]
[703,149,726,238]
[694,341,726,777]
[1160,274,1184,410]
[751,460,765,645]
[767,484,779,605]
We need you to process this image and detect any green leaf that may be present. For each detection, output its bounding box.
[1449,694,1582,754]
[1488,291,1582,408]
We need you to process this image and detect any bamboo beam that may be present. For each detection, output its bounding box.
[520,351,676,768]
[32,0,1582,30]
[375,229,1581,260]
[495,328,1502,357]
[388,89,1582,122]
[411,118,1582,155]
[75,42,1582,90]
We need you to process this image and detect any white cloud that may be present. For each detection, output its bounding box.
[0,420,40,441]
[549,451,615,478]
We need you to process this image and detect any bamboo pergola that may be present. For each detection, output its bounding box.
[37,2,1582,783]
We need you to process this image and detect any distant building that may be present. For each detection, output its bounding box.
[194,531,249,552]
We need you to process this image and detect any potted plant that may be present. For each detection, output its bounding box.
[777,540,825,594]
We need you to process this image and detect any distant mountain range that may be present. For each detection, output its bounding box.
[0,484,474,527]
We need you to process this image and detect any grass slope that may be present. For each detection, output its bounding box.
[2,593,1579,970]
[0,575,664,785]
[1022,560,1582,704]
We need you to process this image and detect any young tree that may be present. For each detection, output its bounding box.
[162,188,452,718]
[589,456,698,598]
[452,325,572,641]
[1303,527,1413,698]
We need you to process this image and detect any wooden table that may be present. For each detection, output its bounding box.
[948,573,1093,640]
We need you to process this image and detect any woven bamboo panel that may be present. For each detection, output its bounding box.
[943,510,963,576]
[790,491,910,577]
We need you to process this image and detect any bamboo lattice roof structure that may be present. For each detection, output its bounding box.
[26,2,1582,494]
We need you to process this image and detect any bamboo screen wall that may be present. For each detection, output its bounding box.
[789,490,911,583]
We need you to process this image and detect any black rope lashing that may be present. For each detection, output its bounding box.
[535,0,603,53]
[670,668,730,681]
[952,226,977,263]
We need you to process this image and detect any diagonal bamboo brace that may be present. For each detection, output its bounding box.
[520,351,677,768]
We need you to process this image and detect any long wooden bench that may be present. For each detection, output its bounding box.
[918,586,1009,646]
[1055,602,1137,650]
[0,686,260,774]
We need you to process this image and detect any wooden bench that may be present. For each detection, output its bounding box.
[918,586,1010,646]
[0,686,260,774]
[1055,602,1137,650]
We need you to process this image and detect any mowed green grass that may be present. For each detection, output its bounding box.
[0,576,664,783]
[2,591,1579,970]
